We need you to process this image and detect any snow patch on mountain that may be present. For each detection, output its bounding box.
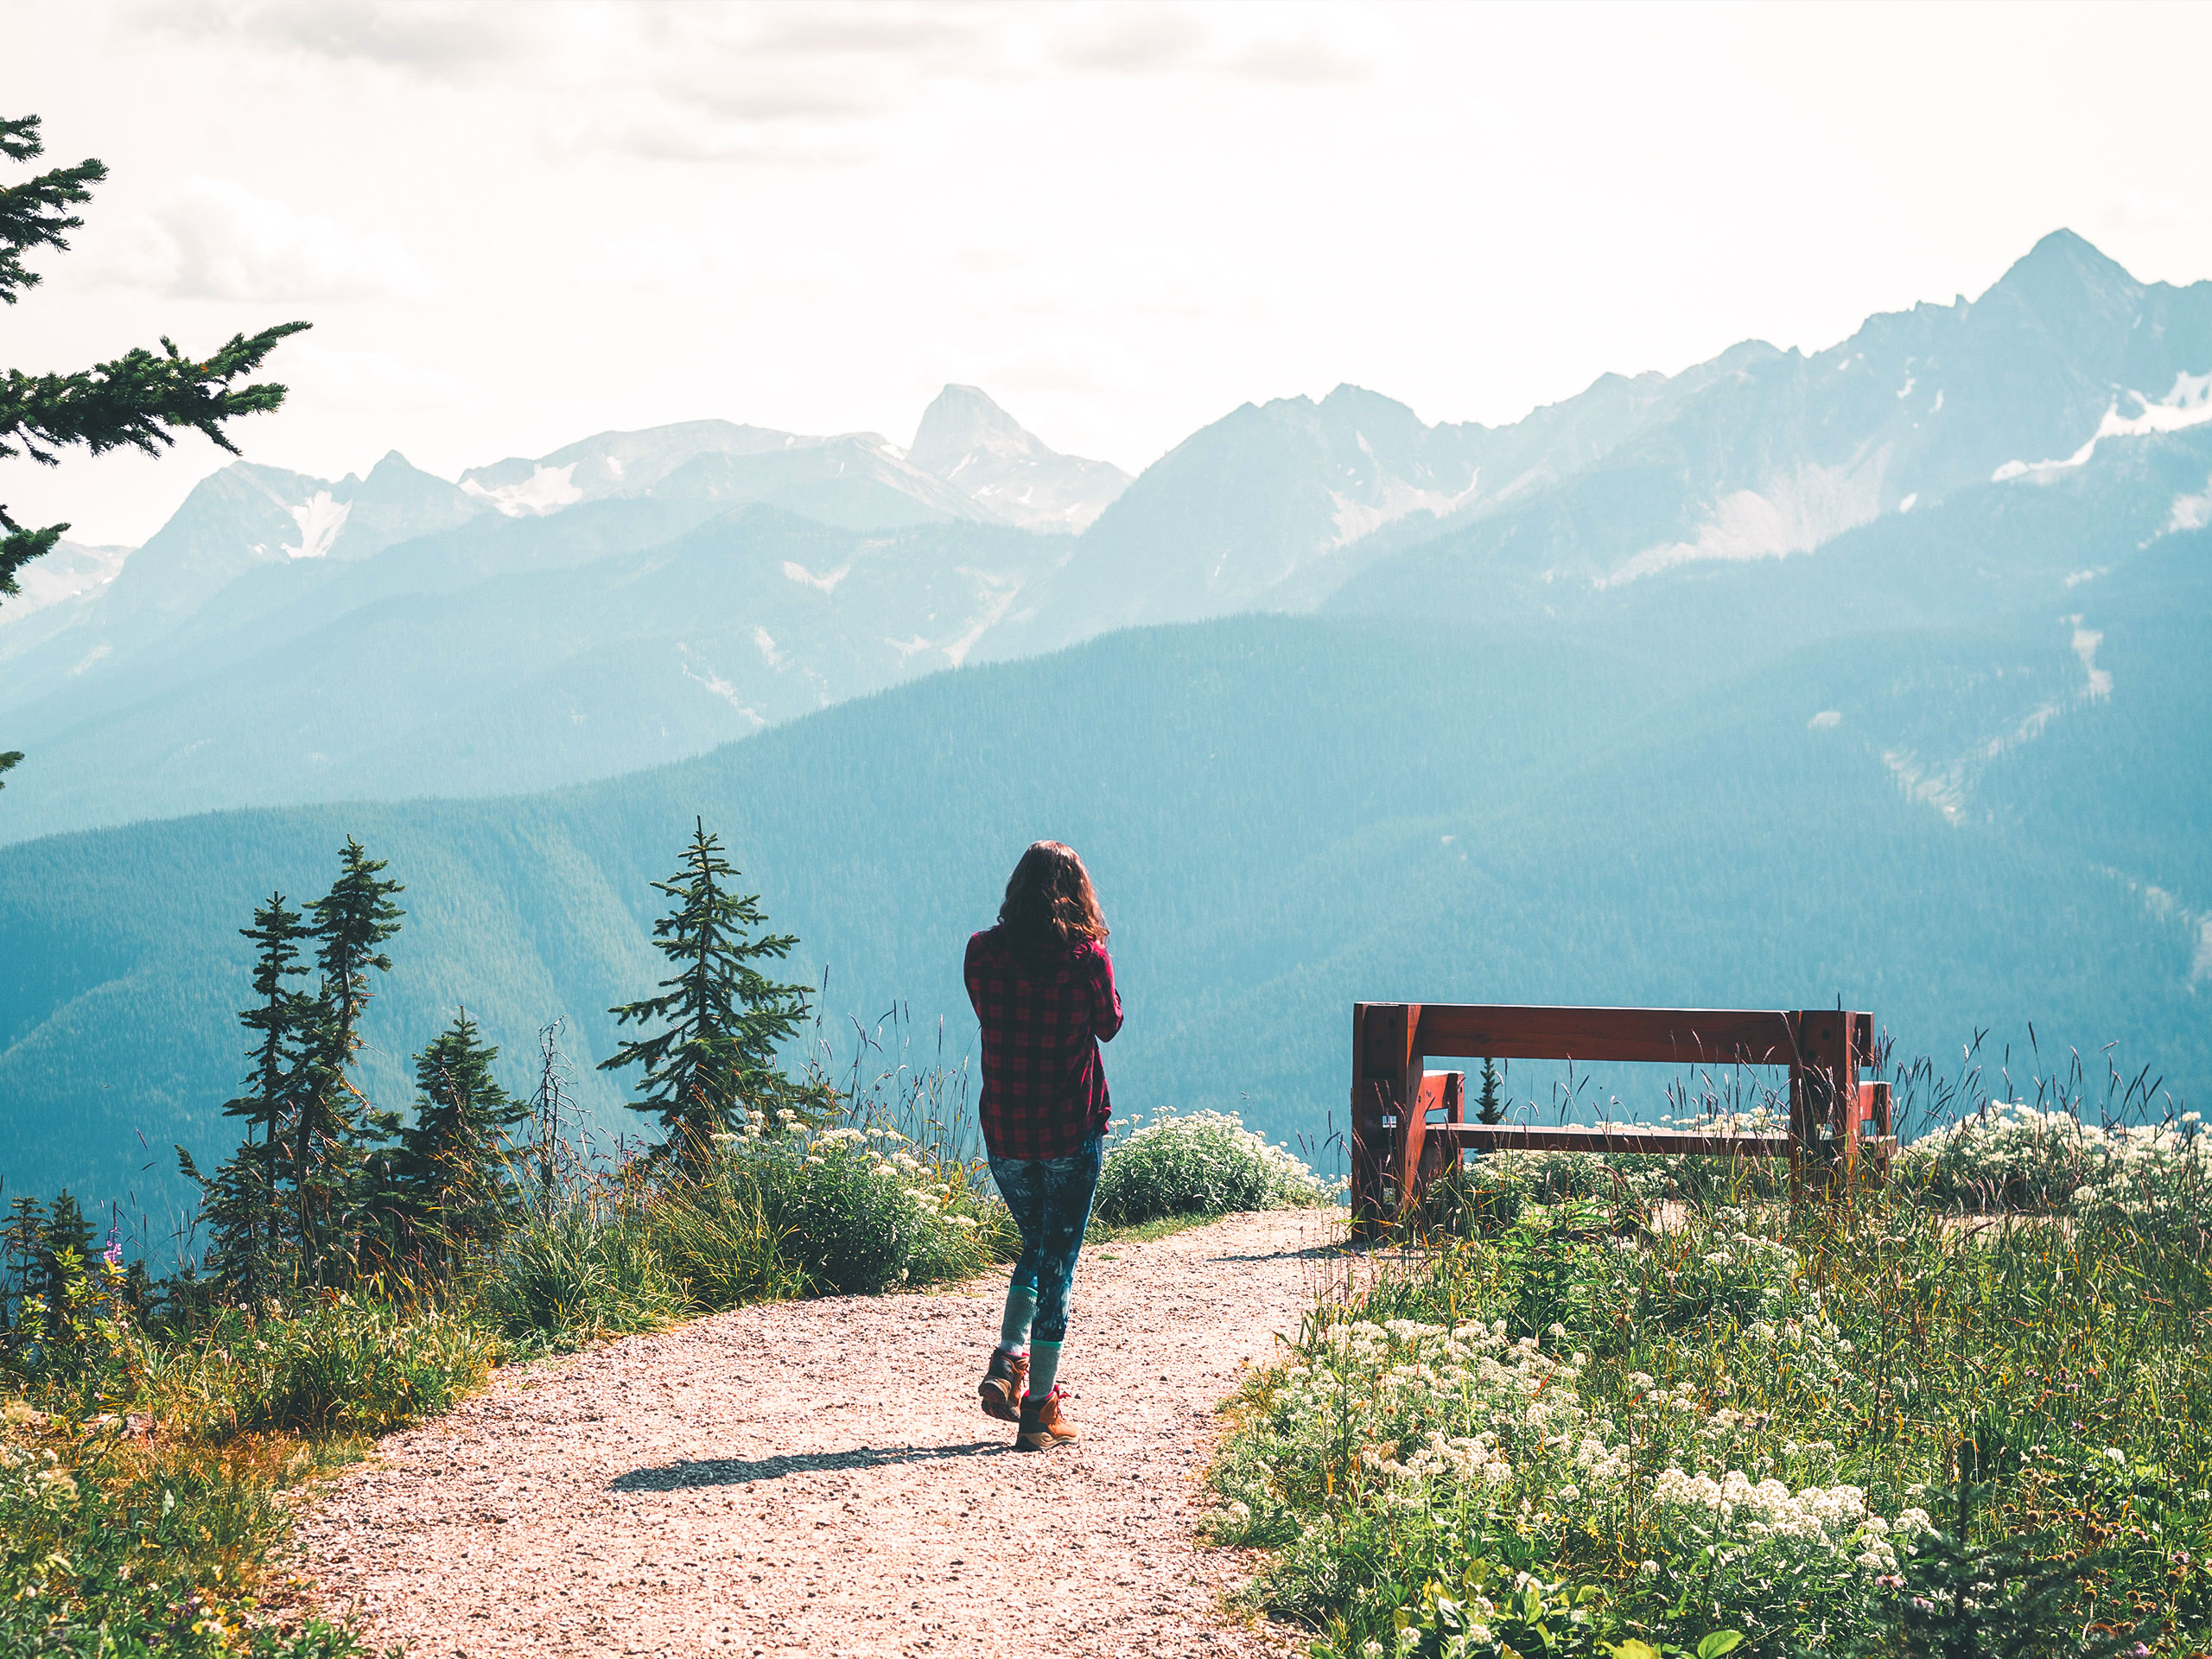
[2164,476,2212,535]
[1882,749,1967,824]
[783,561,851,593]
[2069,625,2112,699]
[1327,471,1484,548]
[1993,372,2212,482]
[940,569,1024,667]
[1603,454,1886,586]
[677,647,766,726]
[283,493,352,559]
[2103,868,2212,988]
[752,626,783,668]
[462,463,584,517]
[1885,618,2116,827]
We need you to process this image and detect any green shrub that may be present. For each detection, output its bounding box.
[1,1421,371,1656]
[1,1389,408,1658]
[734,1135,982,1294]
[1096,1108,1337,1225]
[646,1163,807,1310]
[176,1297,499,1437]
[1897,1102,2212,1233]
[482,1201,689,1351]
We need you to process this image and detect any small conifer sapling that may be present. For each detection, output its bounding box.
[1477,1056,1507,1125]
[382,1011,530,1269]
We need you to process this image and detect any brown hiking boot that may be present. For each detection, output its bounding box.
[979,1348,1027,1423]
[1015,1384,1078,1452]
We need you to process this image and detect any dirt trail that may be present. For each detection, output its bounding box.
[294,1211,1337,1657]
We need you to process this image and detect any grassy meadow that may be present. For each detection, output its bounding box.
[1204,1109,2212,1657]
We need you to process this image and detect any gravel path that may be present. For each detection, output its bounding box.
[293,1211,1339,1657]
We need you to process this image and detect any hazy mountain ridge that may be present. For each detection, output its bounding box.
[0,538,134,624]
[1338,231,2212,614]
[0,391,1110,840]
[3,230,2208,853]
[0,507,1068,831]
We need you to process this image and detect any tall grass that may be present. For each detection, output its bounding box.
[481,1198,690,1353]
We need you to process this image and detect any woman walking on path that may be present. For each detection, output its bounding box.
[966,841,1122,1452]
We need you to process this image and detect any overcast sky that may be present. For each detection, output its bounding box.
[10,0,2211,545]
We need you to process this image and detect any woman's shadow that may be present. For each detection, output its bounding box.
[611,1440,1007,1491]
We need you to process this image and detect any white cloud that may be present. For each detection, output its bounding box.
[1232,22,1377,82]
[154,0,530,75]
[1051,5,1376,81]
[1052,8,1211,73]
[100,175,433,302]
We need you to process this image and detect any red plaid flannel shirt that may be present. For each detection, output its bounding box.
[964,927,1122,1160]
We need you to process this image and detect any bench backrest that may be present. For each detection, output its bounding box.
[1350,1001,1874,1225]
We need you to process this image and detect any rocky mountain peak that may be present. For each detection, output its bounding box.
[903,385,1129,533]
[907,385,1043,476]
[1983,227,2142,324]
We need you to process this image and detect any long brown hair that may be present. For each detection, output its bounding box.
[997,841,1108,963]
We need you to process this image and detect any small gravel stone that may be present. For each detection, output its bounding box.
[293,1211,1336,1656]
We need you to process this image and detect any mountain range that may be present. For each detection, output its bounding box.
[3,228,2209,1222]
[7,232,2208,848]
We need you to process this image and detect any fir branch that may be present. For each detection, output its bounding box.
[1,323,312,469]
[0,113,106,303]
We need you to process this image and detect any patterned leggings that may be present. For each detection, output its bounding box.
[987,1135,1103,1344]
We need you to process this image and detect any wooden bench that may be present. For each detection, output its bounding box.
[1349,1002,1894,1236]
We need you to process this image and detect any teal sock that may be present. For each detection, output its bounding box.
[998,1282,1036,1352]
[1025,1340,1063,1402]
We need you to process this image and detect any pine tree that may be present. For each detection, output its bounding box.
[383,1011,529,1270]
[1477,1056,1507,1125]
[1858,1439,2133,1658]
[0,1195,46,1344]
[180,893,314,1298]
[601,819,811,1166]
[296,839,404,1280]
[1,113,307,790]
[29,1191,94,1354]
[177,1143,279,1299]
